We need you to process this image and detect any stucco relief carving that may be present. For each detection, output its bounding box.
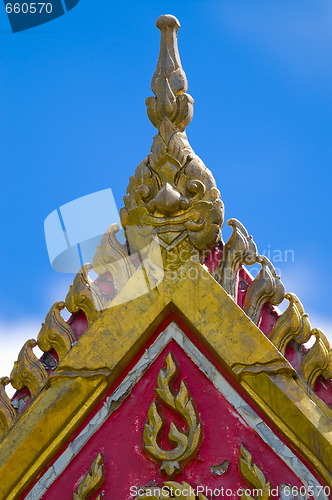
[144,352,201,477]
[137,445,272,500]
[37,301,76,363]
[0,377,16,438]
[10,339,48,399]
[120,15,224,270]
[73,453,105,500]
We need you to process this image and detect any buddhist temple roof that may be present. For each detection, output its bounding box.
[0,14,332,500]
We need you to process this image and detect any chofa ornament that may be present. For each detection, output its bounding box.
[120,15,224,269]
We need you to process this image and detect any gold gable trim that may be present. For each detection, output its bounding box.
[1,13,332,499]
[0,262,331,498]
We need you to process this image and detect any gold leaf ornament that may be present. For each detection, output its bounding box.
[243,256,285,325]
[65,264,105,320]
[299,328,332,387]
[216,218,257,300]
[10,339,48,399]
[120,14,224,268]
[37,301,76,363]
[143,352,201,477]
[0,377,17,438]
[268,293,311,354]
[92,223,136,293]
[73,453,105,500]
[240,445,270,500]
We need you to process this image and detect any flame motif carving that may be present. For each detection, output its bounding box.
[0,377,16,438]
[143,352,201,477]
[240,445,271,500]
[92,223,136,292]
[120,15,224,269]
[10,339,48,399]
[65,264,105,320]
[73,453,105,500]
[37,301,76,363]
[216,218,257,300]
[243,255,285,325]
[269,293,311,354]
[299,328,332,388]
[137,445,271,500]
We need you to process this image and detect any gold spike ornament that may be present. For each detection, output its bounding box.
[240,445,271,500]
[269,293,311,354]
[10,339,48,399]
[299,328,332,388]
[120,15,224,269]
[73,453,105,500]
[216,219,257,300]
[0,377,17,438]
[243,256,285,325]
[37,301,76,363]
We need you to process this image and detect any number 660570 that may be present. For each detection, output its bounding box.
[6,3,53,14]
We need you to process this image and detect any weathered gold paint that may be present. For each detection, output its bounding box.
[10,339,48,399]
[37,301,76,363]
[215,218,257,300]
[269,293,311,354]
[0,12,331,499]
[73,453,105,500]
[143,352,201,476]
[240,445,271,500]
[120,15,224,268]
[0,261,331,498]
[0,377,16,438]
[0,376,107,499]
[136,446,272,499]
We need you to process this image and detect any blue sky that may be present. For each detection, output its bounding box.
[1,1,332,380]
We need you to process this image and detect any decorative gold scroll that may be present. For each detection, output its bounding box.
[240,445,271,500]
[216,218,257,300]
[137,445,271,500]
[73,453,105,500]
[269,293,311,354]
[37,301,76,363]
[0,377,16,438]
[143,352,201,477]
[243,256,285,325]
[92,223,136,292]
[120,15,224,269]
[231,358,296,380]
[299,328,332,388]
[65,264,105,323]
[10,339,48,399]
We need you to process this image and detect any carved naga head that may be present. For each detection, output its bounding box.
[120,15,224,257]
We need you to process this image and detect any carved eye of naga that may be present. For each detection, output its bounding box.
[186,180,206,200]
[136,184,152,202]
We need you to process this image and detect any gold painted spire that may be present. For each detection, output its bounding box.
[120,15,224,268]
[146,15,193,132]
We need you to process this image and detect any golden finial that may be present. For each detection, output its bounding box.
[146,15,193,132]
[120,15,224,268]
